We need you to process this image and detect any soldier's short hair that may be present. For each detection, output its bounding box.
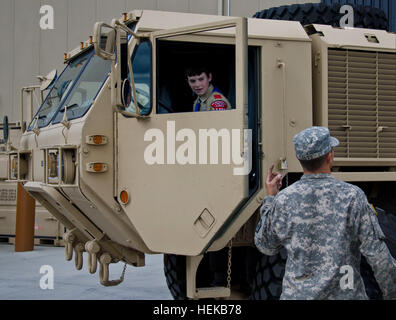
[185,65,211,79]
[299,152,329,172]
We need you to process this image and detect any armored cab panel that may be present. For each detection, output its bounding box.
[108,11,312,254]
[309,24,396,181]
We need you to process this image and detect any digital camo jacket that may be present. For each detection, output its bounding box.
[254,173,396,300]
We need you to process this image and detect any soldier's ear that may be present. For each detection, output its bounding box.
[327,150,334,164]
[208,73,212,82]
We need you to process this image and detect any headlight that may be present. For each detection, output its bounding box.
[10,154,28,180]
[45,148,76,185]
[48,152,58,178]
[62,149,76,184]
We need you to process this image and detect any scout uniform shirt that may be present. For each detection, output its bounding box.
[255,173,396,300]
[193,84,232,112]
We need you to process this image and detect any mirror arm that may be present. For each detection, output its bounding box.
[116,23,123,107]
[119,110,150,119]
[95,20,149,117]
[20,88,24,133]
[114,22,142,116]
[126,41,140,116]
[61,106,71,129]
[114,21,145,39]
[32,115,40,136]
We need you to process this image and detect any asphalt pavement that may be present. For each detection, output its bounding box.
[0,243,173,300]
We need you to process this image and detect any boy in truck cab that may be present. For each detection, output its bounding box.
[185,65,232,112]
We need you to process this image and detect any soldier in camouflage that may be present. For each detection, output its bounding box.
[185,66,232,112]
[254,126,396,300]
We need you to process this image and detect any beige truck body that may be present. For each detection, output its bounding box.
[6,10,396,298]
[1,121,65,246]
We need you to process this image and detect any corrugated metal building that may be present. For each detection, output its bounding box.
[3,0,395,124]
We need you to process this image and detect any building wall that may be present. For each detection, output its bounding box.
[0,0,320,124]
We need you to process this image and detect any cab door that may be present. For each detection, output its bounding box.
[117,18,249,255]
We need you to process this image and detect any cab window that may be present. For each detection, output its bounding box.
[28,52,91,130]
[52,53,112,123]
[156,41,235,114]
[156,40,260,196]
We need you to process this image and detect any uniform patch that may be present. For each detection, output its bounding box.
[214,94,222,99]
[211,100,227,110]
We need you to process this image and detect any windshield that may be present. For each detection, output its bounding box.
[52,54,112,123]
[29,51,92,130]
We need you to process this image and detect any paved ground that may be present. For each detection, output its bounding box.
[0,243,173,300]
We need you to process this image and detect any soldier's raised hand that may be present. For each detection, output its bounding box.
[265,165,282,196]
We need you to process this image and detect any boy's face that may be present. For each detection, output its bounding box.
[187,72,212,97]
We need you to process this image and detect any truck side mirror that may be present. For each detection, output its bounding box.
[38,69,57,91]
[93,22,116,60]
[121,79,132,108]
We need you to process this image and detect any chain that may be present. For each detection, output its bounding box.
[226,239,232,289]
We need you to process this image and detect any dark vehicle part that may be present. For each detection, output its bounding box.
[377,208,396,259]
[249,248,287,300]
[253,3,388,31]
[164,254,209,300]
[3,116,9,143]
[164,247,259,300]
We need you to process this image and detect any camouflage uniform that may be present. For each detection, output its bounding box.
[193,84,231,112]
[255,127,396,300]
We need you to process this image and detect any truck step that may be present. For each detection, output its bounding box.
[195,286,231,299]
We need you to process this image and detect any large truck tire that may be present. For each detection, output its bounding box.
[164,248,255,300]
[378,213,396,259]
[360,208,396,300]
[249,248,287,300]
[253,3,388,31]
[163,254,188,300]
[163,254,212,300]
[360,256,383,300]
[249,248,385,300]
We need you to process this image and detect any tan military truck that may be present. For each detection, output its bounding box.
[0,121,20,243]
[1,83,65,246]
[7,7,396,299]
